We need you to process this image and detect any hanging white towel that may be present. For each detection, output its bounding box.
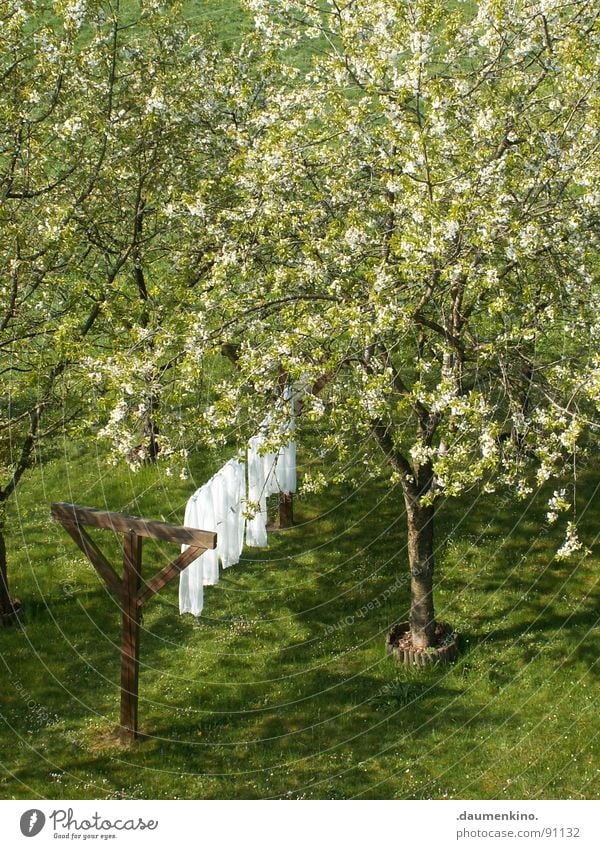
[264,447,281,498]
[211,460,245,569]
[276,436,297,495]
[210,470,227,566]
[179,491,205,616]
[219,459,246,567]
[245,433,271,547]
[201,478,220,586]
[245,402,298,547]
[179,479,221,616]
[180,457,248,614]
[276,386,297,495]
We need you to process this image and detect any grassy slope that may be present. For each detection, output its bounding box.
[0,439,598,800]
[181,0,251,48]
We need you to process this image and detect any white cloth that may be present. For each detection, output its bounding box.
[217,459,246,568]
[179,459,247,615]
[179,480,218,617]
[200,478,220,586]
[277,386,297,494]
[245,413,297,547]
[179,489,206,616]
[180,381,303,610]
[245,433,273,547]
[276,437,296,494]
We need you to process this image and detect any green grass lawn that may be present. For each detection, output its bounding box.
[0,438,598,800]
[182,0,251,48]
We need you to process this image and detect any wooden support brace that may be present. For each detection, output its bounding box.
[55,518,121,597]
[137,545,203,607]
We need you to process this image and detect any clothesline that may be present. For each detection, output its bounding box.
[179,389,298,617]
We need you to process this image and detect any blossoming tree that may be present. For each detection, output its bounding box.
[0,0,234,618]
[0,0,95,619]
[80,9,264,472]
[185,0,599,648]
[73,4,239,469]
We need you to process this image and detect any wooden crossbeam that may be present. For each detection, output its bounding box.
[51,502,216,548]
[51,501,216,744]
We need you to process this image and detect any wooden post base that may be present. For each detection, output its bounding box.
[120,531,142,745]
[278,493,294,528]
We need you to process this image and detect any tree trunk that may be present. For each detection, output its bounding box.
[141,407,160,463]
[403,494,436,649]
[0,520,12,619]
[134,385,160,464]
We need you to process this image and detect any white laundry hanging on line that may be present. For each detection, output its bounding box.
[180,380,304,610]
[179,487,211,616]
[194,478,220,586]
[277,385,298,495]
[245,432,274,548]
[215,458,246,568]
[245,413,297,548]
[274,420,296,496]
[179,459,247,616]
[179,478,219,617]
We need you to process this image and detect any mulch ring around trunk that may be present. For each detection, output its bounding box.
[386,620,459,665]
[0,598,22,627]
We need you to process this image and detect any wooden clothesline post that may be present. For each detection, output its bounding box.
[50,502,216,745]
[278,492,294,528]
[276,372,297,530]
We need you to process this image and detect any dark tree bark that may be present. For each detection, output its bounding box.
[401,454,436,649]
[141,391,160,463]
[0,405,44,621]
[371,415,438,649]
[403,493,436,649]
[0,521,11,618]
